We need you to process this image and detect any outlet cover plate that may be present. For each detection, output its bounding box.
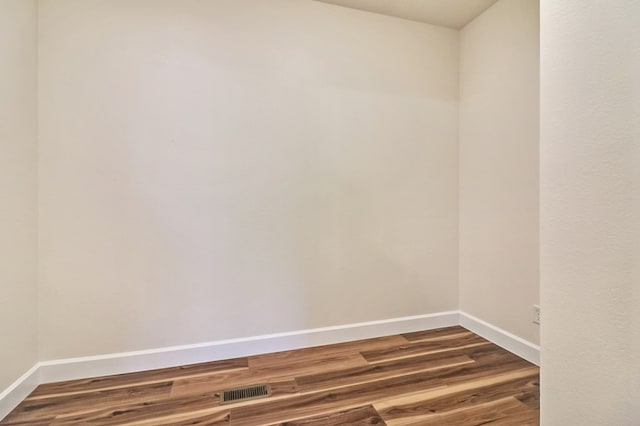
[533,305,540,325]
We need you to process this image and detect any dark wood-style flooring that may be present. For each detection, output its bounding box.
[1,326,539,425]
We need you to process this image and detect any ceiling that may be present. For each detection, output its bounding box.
[314,0,499,29]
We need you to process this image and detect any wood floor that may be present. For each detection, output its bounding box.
[1,326,539,425]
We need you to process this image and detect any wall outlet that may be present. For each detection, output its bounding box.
[533,305,540,325]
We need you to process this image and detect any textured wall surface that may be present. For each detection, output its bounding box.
[0,0,38,392]
[541,0,640,423]
[38,0,459,360]
[459,0,540,345]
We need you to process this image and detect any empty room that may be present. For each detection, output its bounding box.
[1,0,638,424]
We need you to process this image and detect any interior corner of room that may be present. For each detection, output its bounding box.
[1,0,638,424]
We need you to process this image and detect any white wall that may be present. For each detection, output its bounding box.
[0,0,38,392]
[459,0,540,344]
[541,0,640,423]
[37,0,459,360]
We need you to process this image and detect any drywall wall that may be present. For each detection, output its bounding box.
[540,0,639,423]
[37,0,459,359]
[459,0,540,344]
[0,0,38,392]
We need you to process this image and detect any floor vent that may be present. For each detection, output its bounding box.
[220,384,272,405]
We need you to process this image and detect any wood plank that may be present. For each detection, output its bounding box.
[385,396,537,426]
[29,357,248,400]
[0,419,54,426]
[272,405,386,425]
[294,351,474,393]
[401,325,472,342]
[361,333,491,364]
[141,411,231,425]
[171,353,367,399]
[516,387,541,410]
[456,342,531,368]
[2,382,173,425]
[375,367,539,425]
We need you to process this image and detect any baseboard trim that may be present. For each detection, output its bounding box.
[38,311,460,384]
[459,311,540,366]
[0,364,40,421]
[1,310,540,420]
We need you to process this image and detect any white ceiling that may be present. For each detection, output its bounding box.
[314,0,499,29]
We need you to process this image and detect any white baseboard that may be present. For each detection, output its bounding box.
[0,310,540,421]
[0,364,40,421]
[37,311,460,384]
[459,311,540,366]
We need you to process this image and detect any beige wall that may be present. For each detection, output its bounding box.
[541,0,640,423]
[459,0,540,344]
[37,0,460,359]
[0,0,39,391]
